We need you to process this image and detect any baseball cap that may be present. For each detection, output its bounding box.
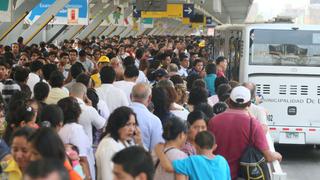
[230,86,251,104]
[98,56,110,63]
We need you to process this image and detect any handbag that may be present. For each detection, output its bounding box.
[238,117,271,180]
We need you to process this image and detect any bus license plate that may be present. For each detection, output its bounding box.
[286,132,299,139]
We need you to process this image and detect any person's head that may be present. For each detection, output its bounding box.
[212,102,229,115]
[187,110,207,142]
[167,63,178,76]
[205,63,216,75]
[228,86,251,109]
[14,66,29,83]
[69,82,87,100]
[104,106,138,142]
[214,76,229,94]
[86,88,99,110]
[100,66,116,84]
[124,65,139,81]
[112,146,154,180]
[18,54,30,66]
[216,83,232,102]
[40,105,64,131]
[179,54,189,68]
[122,56,135,69]
[162,116,187,147]
[0,60,9,80]
[29,60,44,74]
[174,83,188,105]
[12,43,20,54]
[33,82,49,102]
[131,83,152,106]
[10,127,34,171]
[42,64,58,81]
[188,87,208,106]
[242,82,256,101]
[193,103,214,120]
[68,49,78,63]
[57,97,81,124]
[170,75,184,85]
[215,56,228,71]
[76,73,92,88]
[194,131,217,153]
[70,62,85,79]
[192,79,206,89]
[78,49,86,61]
[15,104,38,128]
[24,159,69,180]
[28,127,66,163]
[151,87,171,122]
[193,59,203,72]
[49,70,64,88]
[186,73,201,91]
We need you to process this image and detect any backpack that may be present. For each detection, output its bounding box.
[238,118,271,180]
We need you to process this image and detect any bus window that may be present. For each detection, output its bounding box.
[249,29,320,66]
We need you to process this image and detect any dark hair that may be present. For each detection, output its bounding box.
[19,83,32,99]
[79,49,86,57]
[186,74,201,91]
[205,63,216,74]
[76,73,91,87]
[192,79,206,89]
[28,128,66,162]
[69,49,78,55]
[214,77,229,93]
[29,60,44,73]
[59,52,69,59]
[25,159,69,180]
[151,87,171,125]
[40,105,64,129]
[86,88,99,110]
[187,110,207,126]
[14,103,36,125]
[193,59,203,67]
[228,99,251,109]
[188,87,208,106]
[162,116,187,141]
[216,83,232,102]
[57,97,81,124]
[123,56,135,68]
[100,66,116,84]
[170,75,184,85]
[34,82,50,101]
[215,56,226,65]
[213,102,228,115]
[13,66,29,83]
[135,48,145,59]
[10,126,34,145]
[193,103,214,120]
[112,146,154,180]
[42,64,58,81]
[49,70,64,88]
[103,106,137,141]
[70,62,85,79]
[195,131,215,150]
[124,65,139,78]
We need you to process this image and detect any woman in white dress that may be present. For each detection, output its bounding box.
[95,106,142,180]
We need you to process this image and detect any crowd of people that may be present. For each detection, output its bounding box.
[0,35,282,180]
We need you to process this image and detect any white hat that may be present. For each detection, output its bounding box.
[230,86,251,104]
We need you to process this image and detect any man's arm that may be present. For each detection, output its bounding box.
[262,150,282,162]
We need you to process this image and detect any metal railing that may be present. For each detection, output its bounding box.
[266,132,287,180]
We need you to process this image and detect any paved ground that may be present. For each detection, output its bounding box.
[276,144,320,180]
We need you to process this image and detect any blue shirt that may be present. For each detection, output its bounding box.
[129,102,164,151]
[173,155,231,180]
[204,73,217,96]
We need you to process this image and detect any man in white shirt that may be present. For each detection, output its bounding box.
[96,66,129,113]
[129,83,164,151]
[27,60,44,94]
[70,83,107,144]
[178,54,189,77]
[114,65,139,103]
[77,50,94,73]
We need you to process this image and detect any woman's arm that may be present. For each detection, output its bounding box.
[154,144,174,173]
[175,174,188,180]
[79,156,91,180]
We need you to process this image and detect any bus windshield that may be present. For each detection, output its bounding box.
[249,29,320,66]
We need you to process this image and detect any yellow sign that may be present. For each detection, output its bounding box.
[141,4,183,18]
[182,18,190,25]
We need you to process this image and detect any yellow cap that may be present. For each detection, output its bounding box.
[198,41,205,48]
[98,56,110,63]
[91,73,101,88]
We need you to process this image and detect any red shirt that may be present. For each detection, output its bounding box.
[208,109,268,180]
[216,70,225,78]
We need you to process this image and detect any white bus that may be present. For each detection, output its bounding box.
[214,23,320,145]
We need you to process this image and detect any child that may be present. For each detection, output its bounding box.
[65,144,85,178]
[155,131,231,180]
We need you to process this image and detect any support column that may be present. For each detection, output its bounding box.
[0,0,42,44]
[76,3,114,39]
[19,0,71,45]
